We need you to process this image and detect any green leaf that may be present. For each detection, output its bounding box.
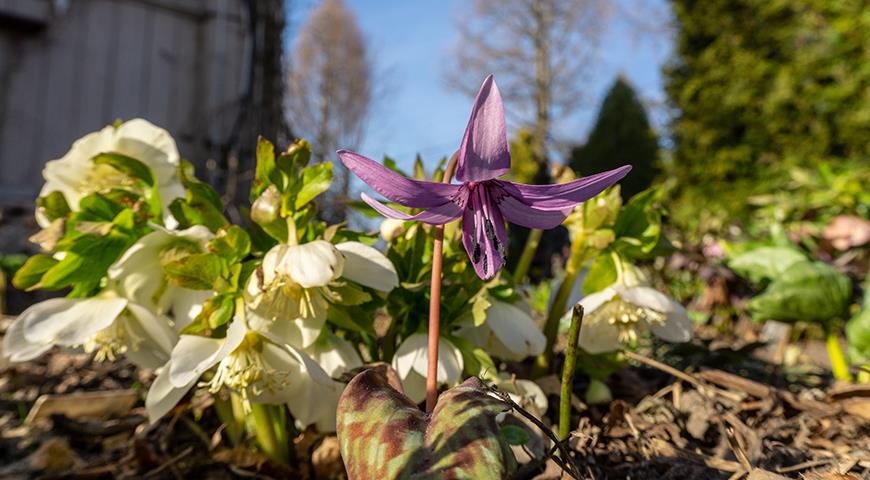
[295,163,333,209]
[327,307,373,334]
[92,152,156,186]
[276,139,312,174]
[846,307,870,364]
[163,253,226,290]
[729,246,807,285]
[330,283,373,306]
[748,261,852,323]
[251,136,277,201]
[169,161,227,231]
[37,191,71,222]
[40,229,134,293]
[500,424,529,446]
[612,188,662,258]
[209,226,251,264]
[12,254,59,290]
[583,253,617,294]
[472,293,492,327]
[75,193,125,222]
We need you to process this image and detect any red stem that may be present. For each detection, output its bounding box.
[426,152,459,413]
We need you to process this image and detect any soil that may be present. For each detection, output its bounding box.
[1,315,868,480]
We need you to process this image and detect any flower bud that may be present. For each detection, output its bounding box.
[251,185,281,226]
[379,218,405,242]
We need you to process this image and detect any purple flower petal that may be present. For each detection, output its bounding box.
[361,192,462,225]
[462,186,507,279]
[495,165,632,211]
[455,75,511,183]
[338,150,461,208]
[496,194,572,229]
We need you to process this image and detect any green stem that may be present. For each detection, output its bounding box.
[214,396,243,445]
[533,232,588,376]
[559,305,583,440]
[825,327,852,382]
[513,228,543,283]
[250,403,289,464]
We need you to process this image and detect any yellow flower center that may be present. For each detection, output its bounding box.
[85,319,129,362]
[599,295,666,345]
[204,333,290,411]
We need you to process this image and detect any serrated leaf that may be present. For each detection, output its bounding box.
[295,162,333,209]
[210,225,251,264]
[171,160,227,232]
[39,229,134,293]
[583,253,617,294]
[12,254,59,290]
[251,136,277,201]
[37,191,71,222]
[92,152,156,186]
[163,253,226,290]
[472,294,492,327]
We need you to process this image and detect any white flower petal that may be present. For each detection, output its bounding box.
[643,299,693,344]
[1,315,52,362]
[619,286,672,313]
[304,333,362,378]
[400,370,428,404]
[578,287,618,315]
[169,288,214,331]
[335,241,399,291]
[146,367,195,423]
[578,313,623,354]
[168,320,246,387]
[23,296,127,346]
[281,241,344,288]
[483,301,545,360]
[122,303,178,369]
[495,376,548,415]
[392,333,463,393]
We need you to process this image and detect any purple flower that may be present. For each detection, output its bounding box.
[338,75,631,280]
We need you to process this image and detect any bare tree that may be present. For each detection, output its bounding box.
[446,0,607,174]
[286,0,372,221]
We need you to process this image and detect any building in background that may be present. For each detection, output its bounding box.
[0,0,289,211]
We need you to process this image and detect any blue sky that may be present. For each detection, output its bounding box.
[288,0,673,172]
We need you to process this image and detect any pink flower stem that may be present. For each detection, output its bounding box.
[426,151,459,413]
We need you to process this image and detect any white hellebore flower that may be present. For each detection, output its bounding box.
[145,317,343,431]
[304,332,363,378]
[108,225,214,330]
[379,218,406,242]
[457,300,546,361]
[492,374,548,416]
[392,333,464,404]
[577,284,693,354]
[2,291,177,369]
[37,119,184,227]
[245,240,398,348]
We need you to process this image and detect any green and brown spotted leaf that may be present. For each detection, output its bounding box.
[336,368,516,479]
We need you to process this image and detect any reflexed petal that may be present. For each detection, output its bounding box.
[23,296,127,346]
[338,150,461,208]
[619,286,672,313]
[335,241,399,291]
[578,313,622,354]
[644,299,693,344]
[146,367,195,423]
[361,192,462,225]
[456,75,511,182]
[304,333,363,378]
[122,304,178,369]
[462,187,507,279]
[168,320,246,387]
[281,241,345,288]
[1,315,52,362]
[494,165,631,211]
[497,194,571,229]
